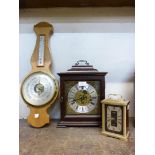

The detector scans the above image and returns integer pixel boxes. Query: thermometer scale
[37,35,45,66]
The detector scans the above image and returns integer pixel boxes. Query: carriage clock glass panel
[21,72,57,106]
[105,105,123,134]
[65,81,100,115]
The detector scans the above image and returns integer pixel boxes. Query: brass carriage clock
[101,94,130,141]
[58,60,107,127]
[21,22,59,128]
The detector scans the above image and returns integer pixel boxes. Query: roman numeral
[70,101,75,105]
[69,94,74,98]
[92,96,97,99]
[91,102,95,105]
[107,122,111,128]
[117,121,121,125]
[90,91,94,94]
[82,107,84,111]
[107,106,111,111]
[86,86,90,91]
[107,118,112,121]
[76,105,78,110]
[70,91,75,94]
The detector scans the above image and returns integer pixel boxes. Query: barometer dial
[21,72,58,106]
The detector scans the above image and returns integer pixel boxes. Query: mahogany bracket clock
[101,94,130,141]
[57,60,107,127]
[21,22,59,128]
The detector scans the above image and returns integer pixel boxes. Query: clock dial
[67,81,98,114]
[21,72,57,106]
[106,105,123,134]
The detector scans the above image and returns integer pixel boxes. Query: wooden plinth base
[57,121,101,128]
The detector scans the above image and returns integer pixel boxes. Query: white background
[1,1,155,155]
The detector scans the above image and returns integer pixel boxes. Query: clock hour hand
[72,96,84,103]
[73,98,81,102]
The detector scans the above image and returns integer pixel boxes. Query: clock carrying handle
[75,60,90,66]
[108,94,123,99]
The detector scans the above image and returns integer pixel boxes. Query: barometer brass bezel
[21,71,59,107]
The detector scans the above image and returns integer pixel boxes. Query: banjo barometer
[21,22,59,128]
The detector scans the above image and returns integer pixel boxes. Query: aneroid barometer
[21,22,59,128]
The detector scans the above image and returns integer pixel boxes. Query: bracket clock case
[21,22,59,128]
[58,60,107,127]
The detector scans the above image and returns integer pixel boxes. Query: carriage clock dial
[106,105,123,133]
[21,22,59,128]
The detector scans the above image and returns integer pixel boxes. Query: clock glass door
[64,81,100,115]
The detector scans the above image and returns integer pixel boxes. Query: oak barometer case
[21,22,59,128]
[58,60,107,127]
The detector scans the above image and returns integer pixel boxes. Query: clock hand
[73,98,81,102]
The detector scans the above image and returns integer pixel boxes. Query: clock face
[105,105,123,134]
[21,72,58,106]
[65,81,100,115]
[68,82,98,113]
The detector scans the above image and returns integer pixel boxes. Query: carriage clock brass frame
[21,22,59,128]
[101,95,130,141]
